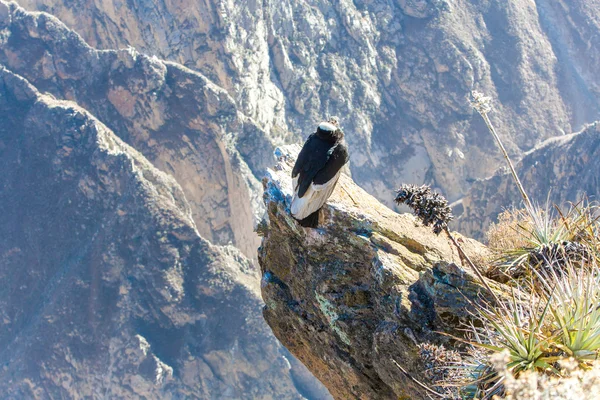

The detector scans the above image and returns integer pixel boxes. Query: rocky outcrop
[14,0,600,206]
[0,67,329,398]
[258,146,499,399]
[457,122,600,240]
[1,0,271,258]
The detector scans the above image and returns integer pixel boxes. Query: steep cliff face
[258,146,499,399]
[457,122,600,240]
[14,0,600,205]
[0,67,329,398]
[1,0,273,258]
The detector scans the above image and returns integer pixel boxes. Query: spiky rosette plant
[536,261,600,365]
[472,92,599,277]
[460,288,560,399]
[489,201,598,280]
[459,260,600,399]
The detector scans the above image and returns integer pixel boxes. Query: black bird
[291,118,349,227]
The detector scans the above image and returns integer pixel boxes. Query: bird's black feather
[313,144,348,185]
[292,133,343,198]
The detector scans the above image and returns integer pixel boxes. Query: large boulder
[258,146,499,399]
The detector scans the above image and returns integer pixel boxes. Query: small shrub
[487,208,532,252]
[418,342,465,398]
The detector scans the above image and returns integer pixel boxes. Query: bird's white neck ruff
[318,122,337,132]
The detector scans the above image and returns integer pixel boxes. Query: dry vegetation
[487,208,532,252]
[396,93,600,399]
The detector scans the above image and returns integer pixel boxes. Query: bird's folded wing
[292,133,316,180]
[311,172,339,192]
[312,143,349,187]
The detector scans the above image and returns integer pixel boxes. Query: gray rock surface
[258,146,501,399]
[457,122,600,241]
[0,66,329,398]
[14,0,600,206]
[1,0,272,259]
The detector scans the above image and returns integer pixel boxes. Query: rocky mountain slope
[3,0,600,397]
[2,0,271,259]
[0,56,329,399]
[457,121,600,240]
[258,146,499,399]
[14,0,600,205]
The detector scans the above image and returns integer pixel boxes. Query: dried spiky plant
[416,342,467,399]
[395,184,502,304]
[470,91,533,211]
[395,184,453,234]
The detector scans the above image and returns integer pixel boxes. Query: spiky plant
[395,184,502,304]
[417,342,465,398]
[459,287,561,399]
[536,261,600,366]
[472,92,598,277]
[459,259,600,398]
[395,184,453,234]
[493,201,596,279]
[559,199,600,255]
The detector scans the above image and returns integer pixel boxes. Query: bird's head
[316,117,343,142]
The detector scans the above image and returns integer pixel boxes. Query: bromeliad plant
[537,261,600,365]
[471,92,598,278]
[492,201,595,279]
[462,287,559,399]
[462,259,600,399]
[485,199,599,282]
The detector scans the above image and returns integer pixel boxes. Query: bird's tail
[297,209,320,228]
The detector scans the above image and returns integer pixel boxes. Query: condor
[291,119,349,227]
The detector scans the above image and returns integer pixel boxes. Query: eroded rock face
[0,1,270,259]
[0,67,329,399]
[258,146,498,399]
[14,0,600,207]
[457,122,600,240]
